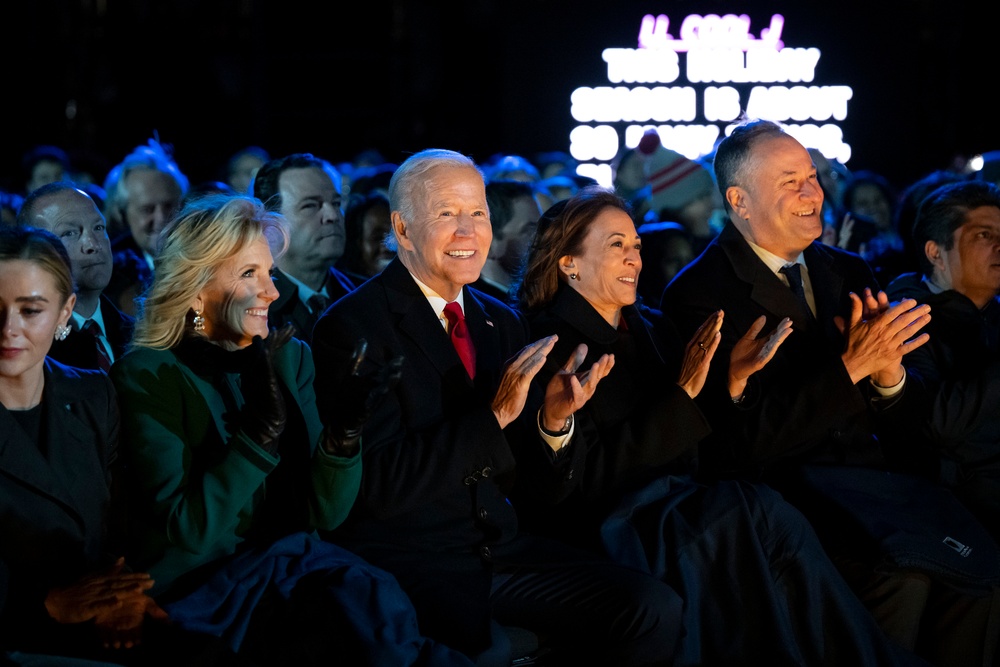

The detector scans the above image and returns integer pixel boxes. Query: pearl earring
[569,273,578,280]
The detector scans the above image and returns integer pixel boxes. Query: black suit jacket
[0,359,118,646]
[660,223,1000,586]
[268,266,356,343]
[312,258,579,653]
[515,287,711,551]
[48,295,134,372]
[661,222,898,479]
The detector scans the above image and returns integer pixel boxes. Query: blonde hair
[131,194,288,350]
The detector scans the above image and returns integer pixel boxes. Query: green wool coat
[111,337,360,595]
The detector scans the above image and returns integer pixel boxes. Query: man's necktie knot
[308,293,331,316]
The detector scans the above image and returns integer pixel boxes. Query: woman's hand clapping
[728,315,793,400]
[677,310,723,399]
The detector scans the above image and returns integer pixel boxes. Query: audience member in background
[885,180,1000,542]
[345,162,396,200]
[110,194,472,667]
[477,178,542,302]
[892,169,967,280]
[842,170,898,235]
[662,118,1000,667]
[533,150,577,180]
[513,186,927,666]
[635,130,723,255]
[102,138,189,317]
[635,220,695,311]
[223,146,270,195]
[839,169,904,279]
[482,154,541,184]
[543,174,597,208]
[337,190,394,286]
[809,147,849,239]
[16,183,133,372]
[351,148,390,171]
[0,226,232,666]
[0,190,23,227]
[612,145,652,223]
[252,153,356,343]
[21,144,71,196]
[312,148,684,666]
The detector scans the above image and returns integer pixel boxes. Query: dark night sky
[2,0,997,195]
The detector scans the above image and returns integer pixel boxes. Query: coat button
[464,476,475,486]
[480,546,492,561]
[481,467,492,478]
[478,507,489,520]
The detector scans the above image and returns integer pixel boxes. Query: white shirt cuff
[870,367,906,398]
[537,407,574,451]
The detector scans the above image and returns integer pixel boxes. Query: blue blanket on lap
[164,532,474,667]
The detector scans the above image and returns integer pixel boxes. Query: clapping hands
[728,315,793,400]
[676,310,723,398]
[541,343,614,436]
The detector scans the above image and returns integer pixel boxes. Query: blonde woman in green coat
[111,195,472,667]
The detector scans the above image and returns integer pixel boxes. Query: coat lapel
[382,259,466,381]
[0,364,97,531]
[719,224,816,331]
[803,243,848,342]
[463,287,502,389]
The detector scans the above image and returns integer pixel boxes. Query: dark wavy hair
[515,185,630,314]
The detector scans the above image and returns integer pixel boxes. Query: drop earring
[193,310,206,332]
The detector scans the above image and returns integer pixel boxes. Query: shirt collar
[746,240,807,276]
[409,273,466,328]
[281,269,327,307]
[71,304,107,334]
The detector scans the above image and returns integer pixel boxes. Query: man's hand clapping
[836,288,931,386]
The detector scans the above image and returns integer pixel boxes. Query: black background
[2,0,997,194]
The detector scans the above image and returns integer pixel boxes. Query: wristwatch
[539,410,573,436]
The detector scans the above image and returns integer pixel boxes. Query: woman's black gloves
[240,325,295,455]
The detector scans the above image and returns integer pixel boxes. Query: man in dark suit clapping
[662,118,1000,667]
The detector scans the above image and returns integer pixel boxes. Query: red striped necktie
[82,319,113,373]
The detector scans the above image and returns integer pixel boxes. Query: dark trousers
[490,560,682,667]
[836,555,1000,667]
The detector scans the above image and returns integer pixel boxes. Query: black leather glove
[240,325,294,455]
[322,338,404,456]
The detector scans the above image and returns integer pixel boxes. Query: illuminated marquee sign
[570,13,854,187]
